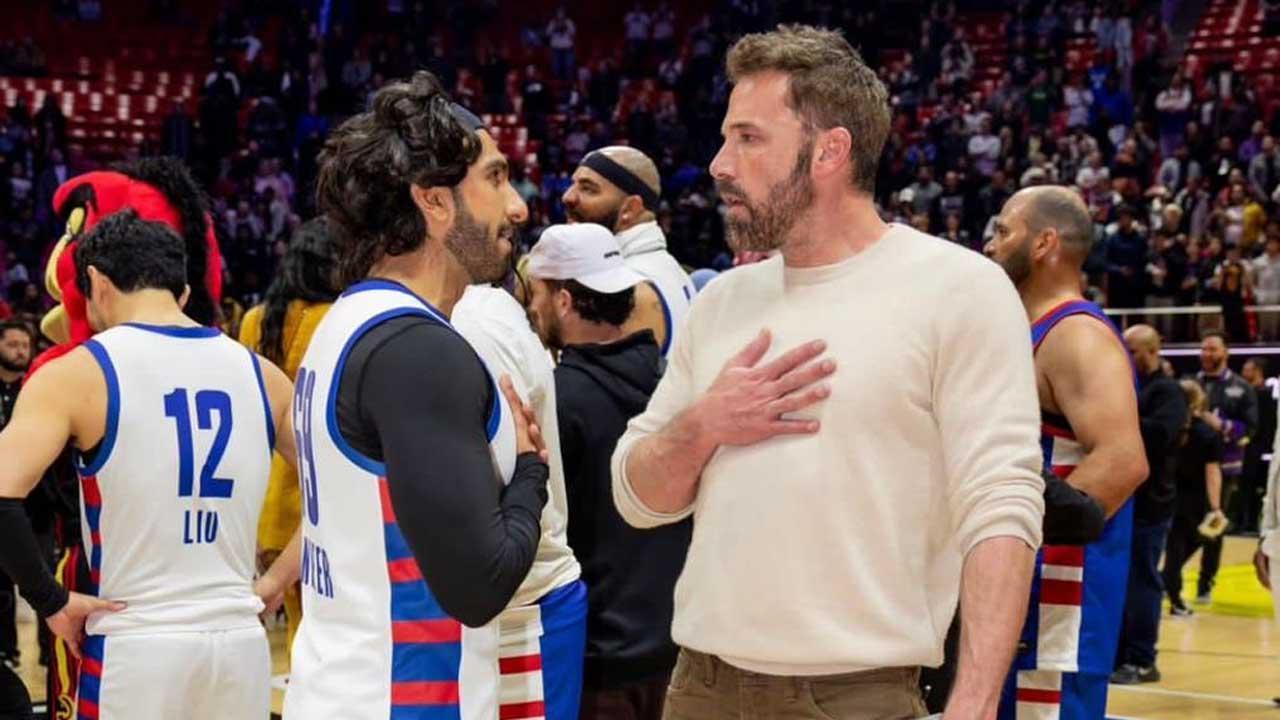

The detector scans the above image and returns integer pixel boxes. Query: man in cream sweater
[610,25,1046,719]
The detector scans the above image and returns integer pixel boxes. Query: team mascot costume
[27,157,223,720]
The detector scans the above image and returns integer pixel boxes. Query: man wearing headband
[563,146,696,357]
[267,73,551,720]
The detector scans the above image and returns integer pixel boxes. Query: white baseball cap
[526,223,646,294]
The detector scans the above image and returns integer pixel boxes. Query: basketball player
[984,186,1148,719]
[273,72,550,720]
[563,147,696,355]
[0,210,296,719]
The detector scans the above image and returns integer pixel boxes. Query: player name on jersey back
[76,324,273,635]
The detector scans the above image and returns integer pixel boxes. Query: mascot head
[29,157,223,378]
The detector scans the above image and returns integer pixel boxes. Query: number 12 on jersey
[164,388,235,545]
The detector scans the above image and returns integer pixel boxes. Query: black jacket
[1133,371,1189,523]
[555,331,690,687]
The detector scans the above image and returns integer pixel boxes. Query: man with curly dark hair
[0,210,298,720]
[256,71,553,720]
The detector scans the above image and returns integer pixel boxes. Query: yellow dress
[238,299,332,654]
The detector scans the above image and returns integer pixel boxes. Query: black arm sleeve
[1140,380,1189,461]
[1042,471,1107,545]
[0,498,67,617]
[338,317,548,627]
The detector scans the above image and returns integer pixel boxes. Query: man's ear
[813,127,853,180]
[1032,228,1058,261]
[554,286,574,318]
[619,195,645,227]
[178,284,191,310]
[86,266,107,303]
[410,184,456,237]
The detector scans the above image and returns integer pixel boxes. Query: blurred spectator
[1064,74,1094,130]
[1158,145,1202,194]
[162,101,195,162]
[1157,75,1193,157]
[1105,205,1149,308]
[7,164,30,210]
[968,118,1001,178]
[33,96,66,160]
[940,211,973,250]
[652,2,676,59]
[547,7,577,83]
[1177,174,1214,241]
[1250,136,1279,201]
[1253,226,1280,340]
[1147,210,1188,338]
[931,170,968,230]
[1026,69,1057,128]
[623,3,651,70]
[1240,357,1276,533]
[908,166,943,216]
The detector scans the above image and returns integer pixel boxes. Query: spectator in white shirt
[624,3,652,67]
[547,7,577,82]
[1077,151,1111,203]
[1156,76,1193,156]
[1064,75,1094,130]
[968,117,1002,178]
[1252,228,1280,339]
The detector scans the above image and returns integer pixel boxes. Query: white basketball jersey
[76,323,273,636]
[453,285,581,609]
[616,222,695,356]
[284,280,517,720]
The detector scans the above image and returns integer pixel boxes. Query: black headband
[581,151,660,212]
[450,103,485,132]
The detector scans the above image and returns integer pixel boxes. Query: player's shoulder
[453,285,532,339]
[1038,312,1128,371]
[25,344,106,402]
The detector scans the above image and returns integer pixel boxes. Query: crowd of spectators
[2,0,1280,343]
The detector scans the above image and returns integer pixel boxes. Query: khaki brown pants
[662,649,928,720]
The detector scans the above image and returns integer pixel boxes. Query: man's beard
[716,144,814,252]
[447,195,512,285]
[566,203,621,231]
[0,354,28,373]
[540,307,565,350]
[997,240,1033,287]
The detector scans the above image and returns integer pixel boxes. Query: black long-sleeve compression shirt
[335,315,548,627]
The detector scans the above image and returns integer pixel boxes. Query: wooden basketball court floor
[13,537,1280,719]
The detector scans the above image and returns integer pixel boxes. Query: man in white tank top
[563,146,697,356]
[256,78,552,720]
[454,283,588,720]
[0,210,297,720]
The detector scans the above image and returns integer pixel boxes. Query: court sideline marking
[1110,684,1277,706]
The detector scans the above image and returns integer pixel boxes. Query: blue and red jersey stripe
[379,477,464,720]
[77,634,105,719]
[81,474,103,589]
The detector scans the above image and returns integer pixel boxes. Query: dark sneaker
[1112,664,1161,685]
[1110,665,1139,684]
[1170,603,1194,617]
[1195,592,1212,605]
